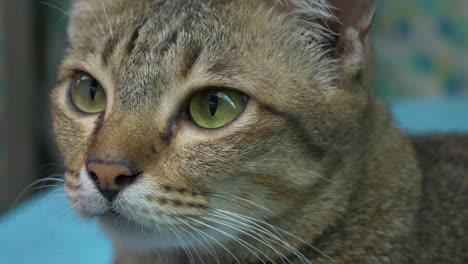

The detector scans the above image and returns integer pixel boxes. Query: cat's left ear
[325,0,375,74]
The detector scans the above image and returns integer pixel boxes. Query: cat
[51,0,468,263]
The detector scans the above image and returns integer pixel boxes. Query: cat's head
[52,0,374,250]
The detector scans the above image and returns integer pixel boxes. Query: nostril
[115,173,141,187]
[89,171,100,185]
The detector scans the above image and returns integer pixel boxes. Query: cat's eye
[70,73,106,114]
[188,89,248,129]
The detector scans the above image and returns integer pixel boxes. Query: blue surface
[0,189,113,264]
[390,98,468,134]
[1,100,467,264]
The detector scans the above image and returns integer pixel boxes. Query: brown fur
[410,135,468,263]
[51,0,468,263]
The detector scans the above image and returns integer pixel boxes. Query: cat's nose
[87,161,141,201]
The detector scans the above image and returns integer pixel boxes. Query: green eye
[70,73,106,114]
[189,89,248,129]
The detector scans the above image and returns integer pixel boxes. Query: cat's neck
[280,100,422,263]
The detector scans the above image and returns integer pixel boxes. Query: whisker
[165,216,196,264]
[209,211,310,264]
[14,177,65,205]
[34,163,66,177]
[202,193,262,216]
[203,192,276,216]
[175,217,221,264]
[177,217,241,264]
[187,216,267,264]
[203,193,289,239]
[202,216,284,264]
[215,209,336,263]
[173,218,206,264]
[44,187,66,197]
[38,1,71,17]
[33,184,64,192]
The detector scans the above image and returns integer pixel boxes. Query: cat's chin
[98,214,182,251]
[99,214,177,251]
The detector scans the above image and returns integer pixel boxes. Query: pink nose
[87,162,140,201]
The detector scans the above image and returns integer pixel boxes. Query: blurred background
[0,0,467,214]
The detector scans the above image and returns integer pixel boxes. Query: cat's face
[52,0,373,250]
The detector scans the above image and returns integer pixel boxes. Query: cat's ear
[279,0,375,75]
[325,0,375,73]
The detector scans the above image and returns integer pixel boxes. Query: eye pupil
[70,73,106,114]
[208,94,218,116]
[189,89,247,129]
[89,81,98,101]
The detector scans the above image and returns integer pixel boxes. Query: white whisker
[165,216,196,264]
[14,177,65,205]
[173,218,206,264]
[177,217,241,264]
[203,216,285,264]
[175,217,221,264]
[38,1,70,17]
[187,216,267,264]
[209,211,310,264]
[215,209,336,263]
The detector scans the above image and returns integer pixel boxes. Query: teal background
[374,0,468,100]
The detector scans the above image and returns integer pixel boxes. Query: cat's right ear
[324,0,375,74]
[278,0,375,77]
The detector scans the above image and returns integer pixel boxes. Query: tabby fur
[51,0,468,263]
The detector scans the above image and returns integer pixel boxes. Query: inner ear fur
[273,0,375,80]
[326,0,375,74]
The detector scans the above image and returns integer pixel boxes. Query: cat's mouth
[97,204,190,231]
[97,206,204,250]
[108,208,123,217]
[98,208,154,233]
[100,207,143,225]
[99,208,129,222]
